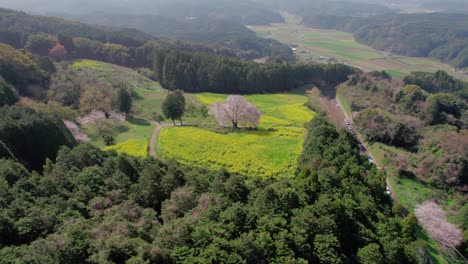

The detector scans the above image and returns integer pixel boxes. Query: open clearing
[250,23,468,81]
[158,91,315,177]
[73,60,166,155]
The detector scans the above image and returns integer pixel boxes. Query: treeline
[404,70,468,99]
[0,116,423,263]
[0,8,151,48]
[154,48,356,93]
[62,13,294,61]
[0,8,292,63]
[299,12,468,68]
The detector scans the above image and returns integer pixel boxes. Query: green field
[249,23,467,81]
[72,60,168,121]
[158,91,315,177]
[72,60,166,155]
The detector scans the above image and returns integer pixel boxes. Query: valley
[250,21,468,81]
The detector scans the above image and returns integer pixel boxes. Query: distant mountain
[59,13,294,61]
[0,0,284,25]
[0,8,152,47]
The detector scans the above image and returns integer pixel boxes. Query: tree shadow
[127,117,151,126]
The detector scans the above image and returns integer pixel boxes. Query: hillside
[0,1,466,261]
[0,0,284,25]
[0,8,152,48]
[0,116,421,263]
[335,70,467,261]
[60,13,294,60]
[297,12,468,68]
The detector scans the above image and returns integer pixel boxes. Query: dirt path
[149,123,171,157]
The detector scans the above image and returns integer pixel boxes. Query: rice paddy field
[157,91,316,177]
[249,23,468,81]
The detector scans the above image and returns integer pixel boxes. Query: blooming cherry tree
[210,95,261,128]
[415,201,463,250]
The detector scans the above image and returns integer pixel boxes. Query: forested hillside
[60,13,294,61]
[0,8,152,47]
[0,116,422,263]
[337,70,467,260]
[0,0,284,25]
[298,12,468,68]
[0,8,294,61]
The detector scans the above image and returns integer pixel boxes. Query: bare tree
[415,201,463,250]
[209,95,261,128]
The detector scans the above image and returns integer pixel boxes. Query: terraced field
[158,91,315,177]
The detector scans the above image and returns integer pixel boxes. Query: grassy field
[72,60,168,121]
[72,60,167,156]
[249,23,468,81]
[158,91,315,177]
[336,92,351,117]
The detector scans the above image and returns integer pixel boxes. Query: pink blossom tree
[209,95,261,128]
[49,43,68,61]
[415,201,463,250]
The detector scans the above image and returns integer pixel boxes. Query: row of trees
[0,115,424,263]
[154,47,356,94]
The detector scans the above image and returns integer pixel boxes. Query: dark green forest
[0,116,423,263]
[153,47,356,93]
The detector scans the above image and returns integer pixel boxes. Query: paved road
[334,94,396,199]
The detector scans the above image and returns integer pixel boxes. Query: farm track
[149,122,171,157]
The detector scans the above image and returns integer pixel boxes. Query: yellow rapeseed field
[158,91,315,177]
[104,138,148,157]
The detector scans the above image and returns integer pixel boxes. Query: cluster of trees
[416,130,468,188]
[354,109,419,147]
[404,71,468,99]
[154,47,356,94]
[0,115,425,263]
[63,13,294,61]
[0,106,76,171]
[340,71,467,191]
[0,43,50,95]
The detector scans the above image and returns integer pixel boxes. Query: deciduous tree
[49,43,67,61]
[209,95,261,128]
[162,90,185,125]
[415,201,463,250]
